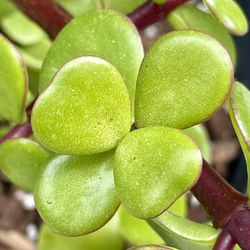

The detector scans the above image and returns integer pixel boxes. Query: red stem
[191,161,247,228]
[12,0,72,39]
[213,229,236,250]
[127,0,190,30]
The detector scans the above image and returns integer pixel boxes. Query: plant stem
[213,229,236,250]
[191,161,247,228]
[12,0,72,39]
[127,0,190,29]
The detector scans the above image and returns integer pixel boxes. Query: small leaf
[149,211,219,250]
[167,5,236,65]
[184,124,212,163]
[228,82,250,195]
[32,56,131,155]
[39,10,144,110]
[135,30,233,129]
[0,138,51,192]
[34,150,120,236]
[38,214,124,250]
[114,127,202,218]
[0,34,28,123]
[1,11,47,46]
[128,245,177,250]
[119,206,165,245]
[203,0,248,36]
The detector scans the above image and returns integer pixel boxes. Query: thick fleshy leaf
[56,0,98,16]
[0,34,27,123]
[0,138,50,192]
[32,56,131,155]
[34,151,120,236]
[228,82,250,194]
[128,245,177,250]
[38,214,124,250]
[167,5,236,65]
[19,39,51,71]
[149,211,219,250]
[203,0,248,36]
[114,127,202,218]
[1,11,47,46]
[184,124,212,163]
[135,30,233,129]
[39,10,144,110]
[119,206,165,245]
[104,0,147,14]
[0,0,15,20]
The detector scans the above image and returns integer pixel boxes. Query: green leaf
[104,0,147,13]
[228,82,250,195]
[149,211,219,250]
[203,0,248,36]
[168,195,187,218]
[0,34,28,123]
[167,5,236,65]
[184,124,212,164]
[39,10,144,111]
[19,39,51,71]
[119,206,165,245]
[114,127,202,218]
[128,245,177,250]
[135,30,233,129]
[0,138,50,192]
[34,150,120,236]
[38,214,124,250]
[56,0,98,16]
[32,56,131,155]
[1,11,47,46]
[0,0,15,20]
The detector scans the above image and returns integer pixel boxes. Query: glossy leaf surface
[1,11,47,46]
[114,127,202,218]
[38,214,124,250]
[0,34,27,123]
[0,138,50,192]
[167,5,236,65]
[184,124,212,163]
[39,10,144,108]
[105,0,147,13]
[228,82,250,195]
[203,0,248,36]
[34,151,120,236]
[32,56,131,155]
[135,30,233,129]
[149,211,219,250]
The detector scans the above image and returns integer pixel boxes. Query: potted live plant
[0,0,249,249]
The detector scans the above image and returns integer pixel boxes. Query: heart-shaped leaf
[202,0,248,36]
[39,10,144,110]
[34,150,120,236]
[167,5,236,65]
[0,138,51,192]
[0,34,28,123]
[184,124,212,164]
[128,245,177,250]
[38,214,124,250]
[149,211,218,250]
[228,82,250,195]
[32,56,131,155]
[114,127,202,218]
[135,30,233,129]
[1,11,47,46]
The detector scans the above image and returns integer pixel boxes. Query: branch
[12,0,72,39]
[213,229,236,250]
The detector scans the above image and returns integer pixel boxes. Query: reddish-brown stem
[127,0,190,30]
[191,161,247,228]
[12,0,72,39]
[213,229,236,250]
